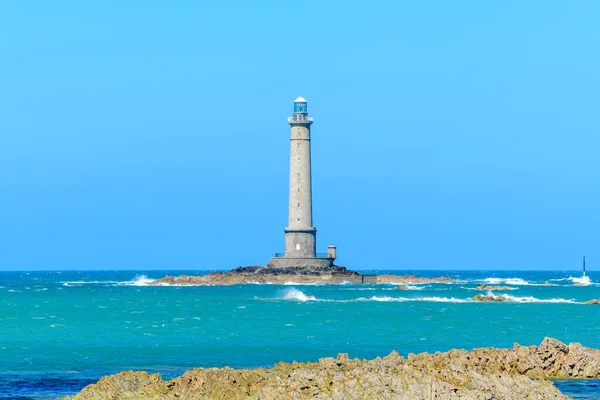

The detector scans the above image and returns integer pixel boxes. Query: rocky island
[149,266,455,286]
[67,337,600,399]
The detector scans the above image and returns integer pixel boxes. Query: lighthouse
[268,97,336,268]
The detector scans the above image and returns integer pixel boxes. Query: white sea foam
[118,275,155,286]
[281,288,317,302]
[569,276,592,286]
[484,292,579,304]
[283,282,323,286]
[395,285,424,291]
[357,296,468,303]
[483,278,530,286]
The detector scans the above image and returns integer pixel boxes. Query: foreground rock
[151,270,454,286]
[585,299,600,305]
[472,294,509,302]
[475,284,512,290]
[67,338,600,400]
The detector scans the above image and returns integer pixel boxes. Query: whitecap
[483,277,530,286]
[396,285,424,291]
[569,276,592,286]
[483,278,503,285]
[281,288,317,302]
[358,296,468,303]
[118,275,155,286]
[482,292,579,304]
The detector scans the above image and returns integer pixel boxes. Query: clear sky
[0,1,598,271]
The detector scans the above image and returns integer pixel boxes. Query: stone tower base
[267,257,334,269]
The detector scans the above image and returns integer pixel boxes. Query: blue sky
[0,1,598,270]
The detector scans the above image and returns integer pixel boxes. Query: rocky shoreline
[149,266,455,286]
[67,337,600,399]
[150,272,454,286]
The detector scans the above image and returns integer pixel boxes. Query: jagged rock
[230,265,355,276]
[475,284,512,290]
[472,294,509,302]
[67,338,600,399]
[395,285,409,290]
[585,299,600,305]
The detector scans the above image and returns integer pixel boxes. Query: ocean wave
[61,280,120,286]
[395,285,425,291]
[484,292,579,304]
[283,282,323,286]
[483,278,530,286]
[117,275,155,286]
[281,288,317,302]
[569,276,592,286]
[357,296,468,303]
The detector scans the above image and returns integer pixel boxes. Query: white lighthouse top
[294,96,307,103]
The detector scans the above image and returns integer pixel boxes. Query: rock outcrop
[475,284,512,291]
[472,294,509,302]
[585,299,600,305]
[67,338,600,400]
[151,272,453,286]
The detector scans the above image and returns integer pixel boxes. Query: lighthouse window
[297,203,300,208]
[297,173,300,177]
[297,218,300,223]
[297,188,300,192]
[297,143,301,148]
[296,244,301,250]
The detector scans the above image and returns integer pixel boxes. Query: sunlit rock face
[68,338,600,400]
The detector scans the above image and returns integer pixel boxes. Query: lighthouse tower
[285,97,316,257]
[268,97,336,268]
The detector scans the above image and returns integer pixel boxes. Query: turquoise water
[1,270,599,399]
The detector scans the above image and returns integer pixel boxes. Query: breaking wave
[117,275,155,286]
[484,292,579,304]
[61,280,120,286]
[569,276,592,286]
[395,285,425,291]
[357,296,468,303]
[281,288,318,302]
[61,276,155,287]
[484,278,530,286]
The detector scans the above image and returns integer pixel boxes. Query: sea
[1,269,599,399]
